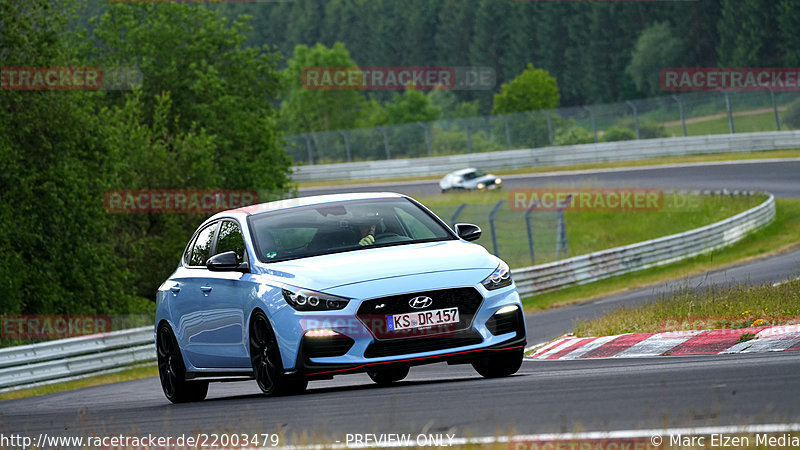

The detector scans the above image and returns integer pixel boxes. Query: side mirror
[455,223,482,242]
[207,251,250,273]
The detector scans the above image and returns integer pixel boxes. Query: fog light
[305,329,340,338]
[496,304,519,315]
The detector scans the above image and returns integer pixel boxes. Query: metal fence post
[500,114,512,149]
[524,200,539,265]
[338,130,352,162]
[771,89,781,131]
[417,122,433,156]
[543,111,555,146]
[462,120,473,153]
[488,200,505,256]
[584,106,598,143]
[724,92,735,134]
[377,126,391,159]
[626,101,640,139]
[555,194,572,259]
[672,95,687,137]
[302,133,314,165]
[450,203,468,228]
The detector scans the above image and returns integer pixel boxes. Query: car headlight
[481,261,512,290]
[495,178,502,185]
[477,182,486,190]
[282,287,349,311]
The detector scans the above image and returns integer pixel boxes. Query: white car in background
[439,168,503,193]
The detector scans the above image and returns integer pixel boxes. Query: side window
[189,223,218,267]
[215,221,247,263]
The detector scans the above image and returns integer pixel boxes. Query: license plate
[386,307,459,331]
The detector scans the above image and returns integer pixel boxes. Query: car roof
[450,168,479,176]
[209,192,407,221]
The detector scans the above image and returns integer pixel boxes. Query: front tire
[367,366,409,386]
[472,349,523,378]
[157,324,208,403]
[249,311,307,396]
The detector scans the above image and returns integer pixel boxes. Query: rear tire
[472,349,523,378]
[367,367,409,386]
[157,324,208,403]
[249,311,307,396]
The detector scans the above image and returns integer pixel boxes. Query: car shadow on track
[197,373,529,404]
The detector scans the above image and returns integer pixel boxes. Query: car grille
[356,287,484,340]
[364,329,483,358]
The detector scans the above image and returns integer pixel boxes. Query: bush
[555,125,595,145]
[616,119,668,139]
[781,99,800,130]
[431,125,498,155]
[600,127,637,142]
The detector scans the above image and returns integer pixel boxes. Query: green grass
[0,364,158,401]
[523,198,800,313]
[572,279,800,337]
[295,148,800,188]
[417,190,766,270]
[664,111,781,137]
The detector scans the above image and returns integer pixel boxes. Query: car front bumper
[274,283,526,379]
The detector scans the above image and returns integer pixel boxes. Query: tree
[0,0,143,315]
[778,0,800,66]
[470,0,512,113]
[92,3,290,191]
[280,42,369,133]
[428,90,480,120]
[435,0,477,66]
[626,23,687,97]
[492,64,560,115]
[98,90,220,301]
[381,90,442,125]
[717,0,781,67]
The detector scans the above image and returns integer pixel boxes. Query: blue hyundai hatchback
[155,193,525,402]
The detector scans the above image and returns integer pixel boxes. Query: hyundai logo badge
[408,296,433,309]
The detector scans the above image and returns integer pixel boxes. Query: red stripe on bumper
[304,345,525,377]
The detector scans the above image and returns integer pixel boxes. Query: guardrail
[292,131,800,182]
[512,192,776,296]
[0,192,776,391]
[0,326,154,392]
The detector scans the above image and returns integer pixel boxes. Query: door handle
[200,286,213,296]
[170,285,181,296]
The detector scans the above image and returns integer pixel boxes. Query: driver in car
[354,211,380,246]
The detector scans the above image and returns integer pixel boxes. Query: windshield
[248,198,454,262]
[462,170,487,180]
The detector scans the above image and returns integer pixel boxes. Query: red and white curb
[526,325,800,360]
